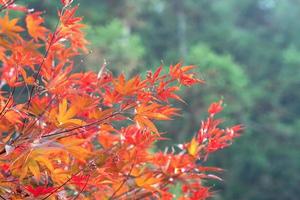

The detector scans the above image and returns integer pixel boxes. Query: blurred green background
[29,0,300,199]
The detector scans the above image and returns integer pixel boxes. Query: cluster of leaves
[0,1,242,199]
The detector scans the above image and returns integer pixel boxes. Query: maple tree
[0,1,243,199]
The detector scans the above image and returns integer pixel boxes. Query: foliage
[132,1,300,199]
[86,19,145,74]
[0,1,242,199]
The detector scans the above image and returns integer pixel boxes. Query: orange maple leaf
[169,63,204,86]
[134,103,178,132]
[0,13,24,39]
[135,171,163,191]
[26,11,48,41]
[113,74,145,96]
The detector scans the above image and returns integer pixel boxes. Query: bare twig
[0,0,15,12]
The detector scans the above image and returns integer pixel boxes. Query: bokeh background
[29,0,300,199]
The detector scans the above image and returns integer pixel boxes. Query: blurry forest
[25,0,300,199]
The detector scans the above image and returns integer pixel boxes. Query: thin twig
[0,194,6,200]
[0,86,15,120]
[42,102,137,139]
[41,162,91,200]
[0,0,15,12]
[42,111,120,139]
[24,10,62,111]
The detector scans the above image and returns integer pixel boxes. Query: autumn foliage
[0,1,243,199]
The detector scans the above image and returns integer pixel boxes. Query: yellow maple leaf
[54,98,85,128]
[187,137,201,158]
[59,137,92,163]
[10,147,60,181]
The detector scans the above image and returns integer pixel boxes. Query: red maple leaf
[25,185,56,197]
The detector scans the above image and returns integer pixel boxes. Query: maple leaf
[29,96,49,116]
[102,89,122,107]
[10,147,59,181]
[169,63,204,86]
[134,104,159,133]
[180,184,211,200]
[51,168,70,185]
[25,185,56,197]
[71,174,90,188]
[58,137,92,163]
[121,125,159,148]
[88,108,114,121]
[97,125,118,149]
[0,13,24,39]
[187,137,201,158]
[113,74,145,96]
[156,81,183,102]
[59,6,89,53]
[196,106,243,159]
[208,100,223,116]
[135,171,163,191]
[42,64,72,94]
[147,66,164,84]
[134,103,178,132]
[51,98,85,128]
[26,11,48,41]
